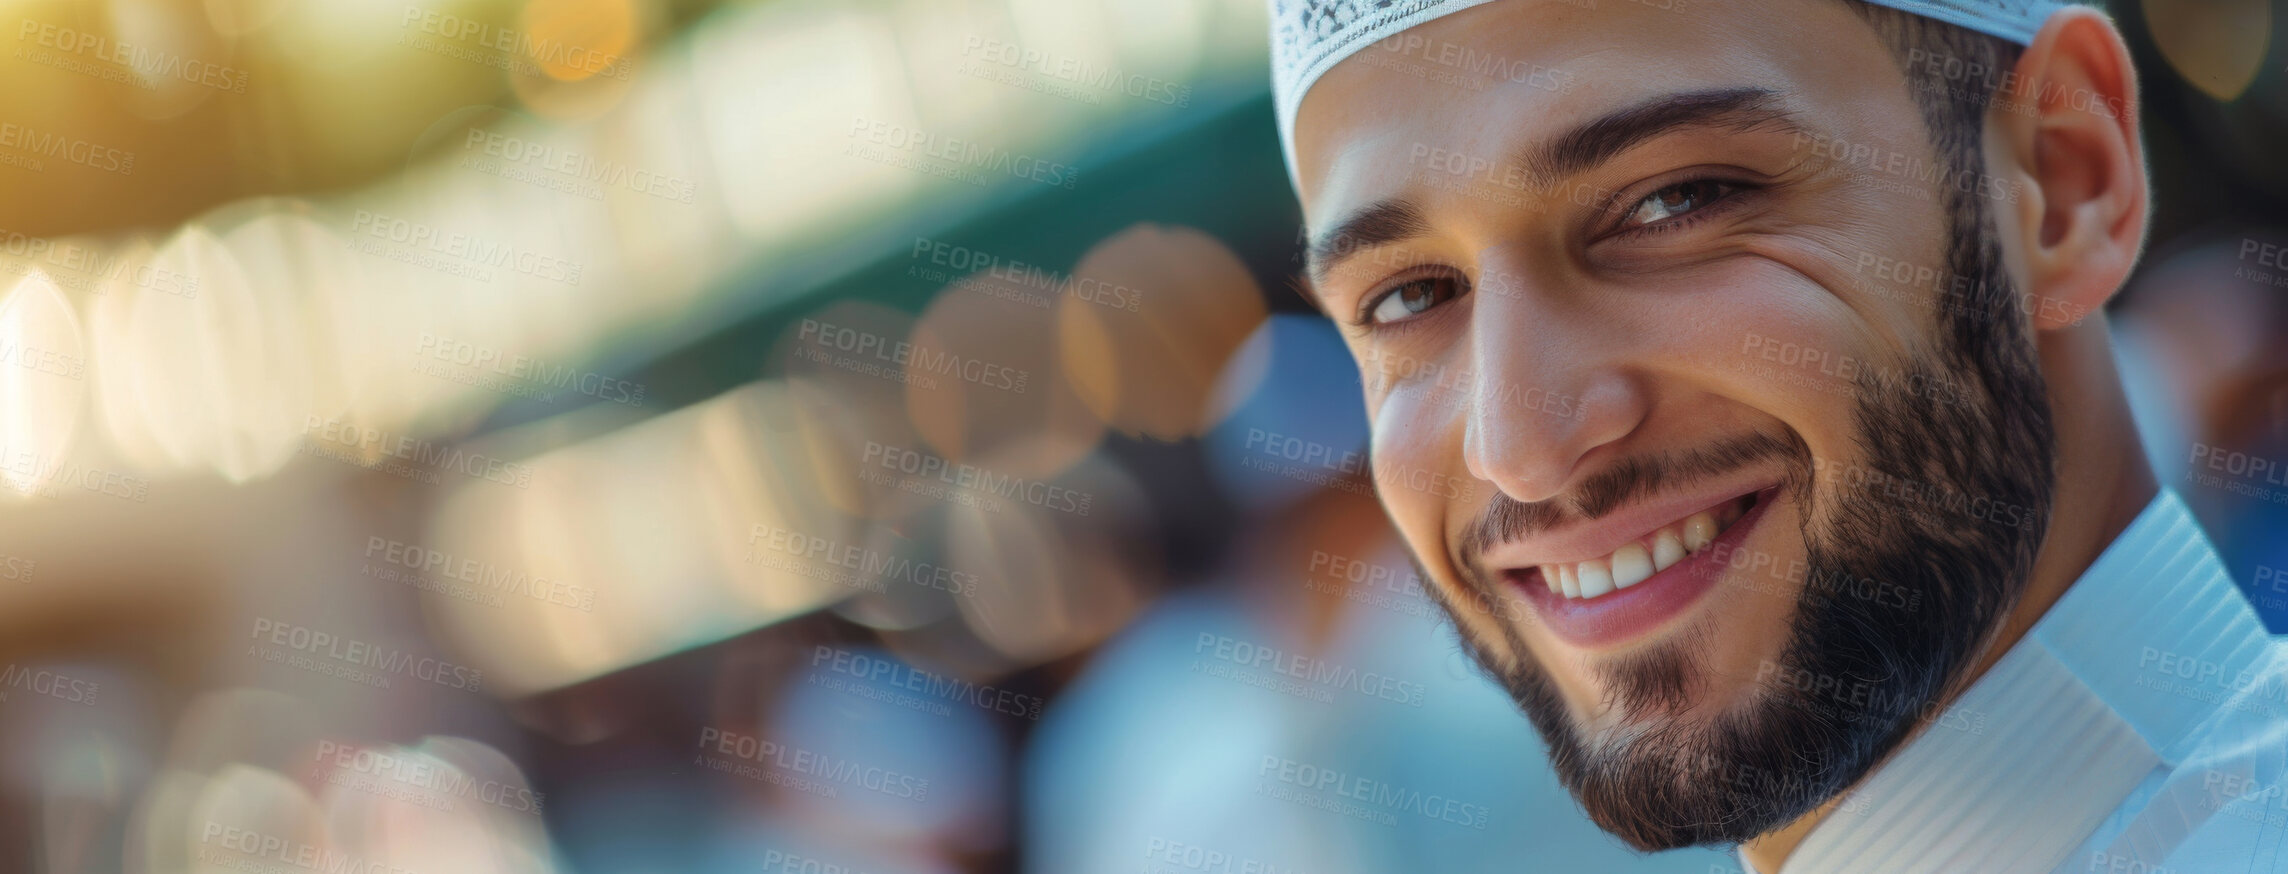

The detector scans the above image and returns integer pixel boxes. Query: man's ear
[1988,7,2149,332]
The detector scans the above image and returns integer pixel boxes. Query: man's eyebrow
[1304,198,1429,291]
[1302,86,1796,287]
[1524,86,1794,184]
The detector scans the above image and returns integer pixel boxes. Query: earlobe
[1992,8,2148,332]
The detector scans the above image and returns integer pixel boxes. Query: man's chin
[1584,615,1724,722]
[1559,688,1864,852]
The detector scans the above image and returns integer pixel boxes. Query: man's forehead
[1293,2,1591,215]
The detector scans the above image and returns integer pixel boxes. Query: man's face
[1293,0,2055,849]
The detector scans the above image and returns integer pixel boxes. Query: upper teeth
[1540,499,1746,600]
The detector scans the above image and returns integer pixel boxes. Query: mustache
[1454,431,1802,580]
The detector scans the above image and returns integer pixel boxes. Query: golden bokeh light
[941,446,1152,664]
[2143,0,2272,101]
[518,0,639,83]
[773,299,933,521]
[907,271,1105,479]
[424,382,866,697]
[0,269,88,497]
[1058,223,1267,441]
[202,0,293,38]
[124,223,315,482]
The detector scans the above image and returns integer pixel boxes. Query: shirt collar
[1748,489,2267,873]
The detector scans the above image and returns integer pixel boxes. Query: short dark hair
[1839,1,2040,367]
[1841,1,2029,164]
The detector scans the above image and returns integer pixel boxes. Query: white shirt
[1747,489,2288,874]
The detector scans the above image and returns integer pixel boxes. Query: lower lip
[1505,486,1781,650]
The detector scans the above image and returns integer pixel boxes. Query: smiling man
[1271,1,2288,871]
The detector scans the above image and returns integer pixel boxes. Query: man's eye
[1624,179,1738,228]
[1365,276,1459,325]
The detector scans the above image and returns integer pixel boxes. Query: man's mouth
[1495,485,1781,649]
[1532,493,1755,600]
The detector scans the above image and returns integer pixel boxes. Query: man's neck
[1739,323,2159,874]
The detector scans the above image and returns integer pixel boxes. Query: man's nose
[1458,284,1646,505]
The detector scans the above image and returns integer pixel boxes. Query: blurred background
[0,0,2281,871]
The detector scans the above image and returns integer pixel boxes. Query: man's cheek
[1367,389,1458,511]
[1367,396,1469,545]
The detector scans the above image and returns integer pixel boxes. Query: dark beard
[1433,199,2057,850]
